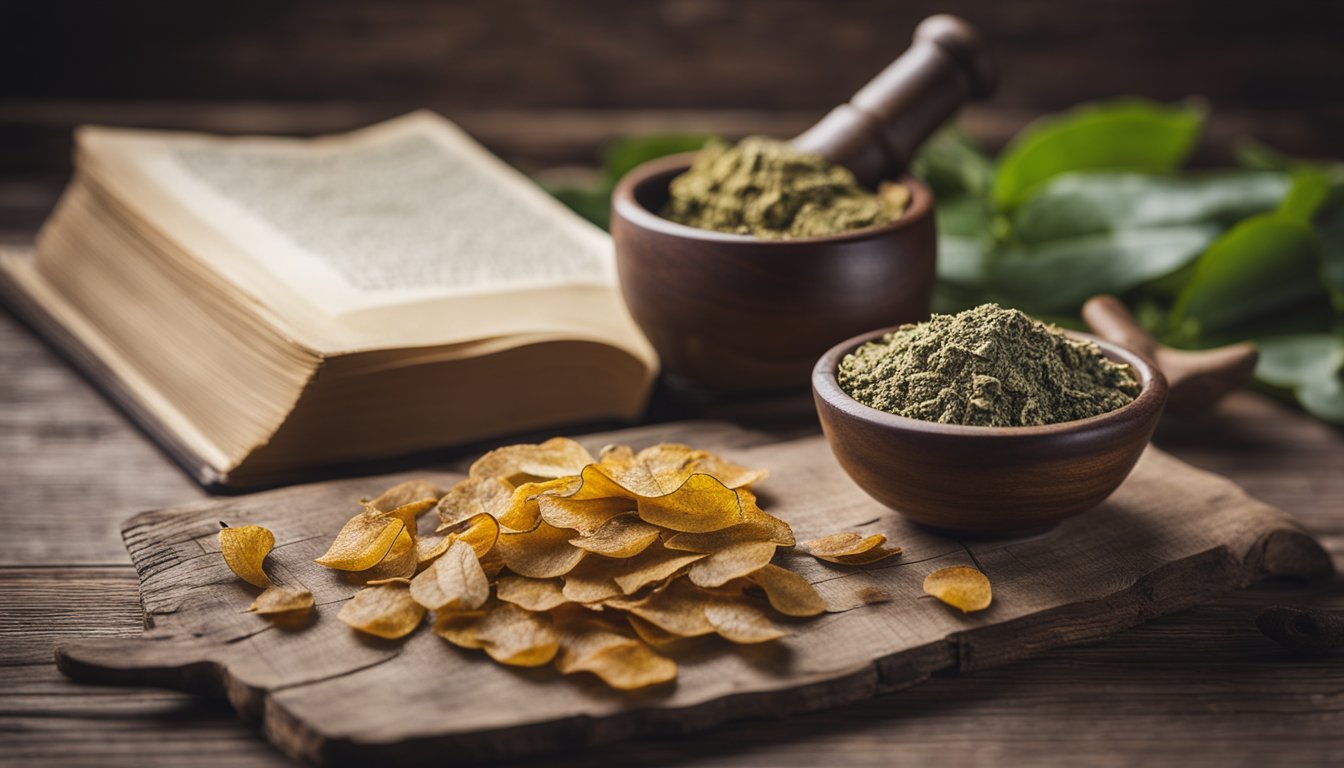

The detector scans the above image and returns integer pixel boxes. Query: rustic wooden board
[55,421,1330,767]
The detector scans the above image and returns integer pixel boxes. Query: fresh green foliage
[544,134,713,229]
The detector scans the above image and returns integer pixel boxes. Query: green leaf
[1255,334,1344,424]
[1278,169,1331,223]
[544,184,612,230]
[602,134,713,185]
[984,225,1220,313]
[1170,213,1327,339]
[992,99,1205,210]
[911,128,994,199]
[1012,171,1289,243]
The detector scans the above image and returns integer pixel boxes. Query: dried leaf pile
[217,438,996,691]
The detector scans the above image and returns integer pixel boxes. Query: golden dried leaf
[555,618,676,690]
[560,558,626,604]
[636,474,752,533]
[435,476,513,529]
[923,566,992,613]
[366,479,444,512]
[610,579,715,637]
[704,599,788,643]
[801,532,901,564]
[687,541,777,588]
[611,546,708,595]
[495,575,570,612]
[496,521,587,578]
[662,517,793,553]
[352,526,418,583]
[375,498,438,531]
[747,564,825,617]
[314,511,406,572]
[409,540,489,611]
[468,437,594,485]
[473,603,560,667]
[337,582,426,639]
[568,514,661,558]
[497,477,577,532]
[432,608,489,648]
[421,512,500,568]
[219,524,274,588]
[633,443,768,489]
[249,585,314,615]
[627,615,684,647]
[365,577,412,586]
[536,494,631,536]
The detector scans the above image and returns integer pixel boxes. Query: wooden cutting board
[56,420,1330,766]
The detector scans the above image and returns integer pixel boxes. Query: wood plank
[53,423,1328,765]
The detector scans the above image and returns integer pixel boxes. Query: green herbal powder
[838,304,1140,427]
[662,136,907,239]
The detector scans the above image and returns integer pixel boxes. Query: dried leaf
[747,564,826,617]
[468,437,594,485]
[555,618,676,690]
[375,498,438,531]
[560,557,627,604]
[473,603,560,667]
[420,512,500,568]
[636,474,753,533]
[409,540,489,611]
[687,541,777,588]
[219,524,274,588]
[249,585,314,615]
[611,546,708,595]
[432,608,489,648]
[610,579,715,637]
[497,477,576,532]
[337,582,426,638]
[435,476,513,529]
[315,511,406,571]
[923,566,992,613]
[495,575,571,612]
[536,494,631,537]
[497,521,586,578]
[352,526,418,583]
[704,599,789,643]
[801,532,901,564]
[366,479,444,512]
[568,514,661,558]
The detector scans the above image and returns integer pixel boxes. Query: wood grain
[52,422,1327,765]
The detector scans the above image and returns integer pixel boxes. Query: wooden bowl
[812,327,1169,536]
[611,152,937,394]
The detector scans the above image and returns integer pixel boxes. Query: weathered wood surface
[3,310,1344,767]
[50,416,1328,765]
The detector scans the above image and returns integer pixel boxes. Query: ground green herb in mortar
[662,136,909,239]
[838,304,1140,427]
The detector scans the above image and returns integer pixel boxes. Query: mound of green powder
[837,304,1140,427]
[661,136,907,239]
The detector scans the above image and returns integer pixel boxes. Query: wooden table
[3,305,1342,767]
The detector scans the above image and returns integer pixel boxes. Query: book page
[77,113,616,316]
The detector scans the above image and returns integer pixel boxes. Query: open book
[0,112,657,489]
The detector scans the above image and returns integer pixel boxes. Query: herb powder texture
[661,136,905,239]
[837,304,1141,427]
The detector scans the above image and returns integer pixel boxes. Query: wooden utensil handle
[1081,295,1159,360]
[792,14,996,187]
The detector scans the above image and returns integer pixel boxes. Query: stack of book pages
[0,112,657,488]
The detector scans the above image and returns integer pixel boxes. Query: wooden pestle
[1082,295,1259,415]
[792,14,997,188]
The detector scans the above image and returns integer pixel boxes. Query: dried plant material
[365,577,412,586]
[612,547,707,595]
[219,524,275,588]
[568,514,661,558]
[426,513,500,565]
[800,532,900,564]
[410,541,489,611]
[536,494,631,537]
[747,565,826,617]
[337,582,426,639]
[627,615,685,647]
[611,580,715,638]
[353,526,418,583]
[432,608,489,648]
[560,558,626,604]
[879,181,911,214]
[496,575,570,612]
[555,619,677,690]
[687,541,777,588]
[249,585,314,615]
[497,478,574,531]
[468,437,594,485]
[366,479,444,513]
[497,521,587,579]
[923,566,992,613]
[704,599,789,643]
[376,498,438,530]
[436,477,513,529]
[636,474,753,533]
[472,603,560,667]
[315,511,406,571]
[620,443,768,491]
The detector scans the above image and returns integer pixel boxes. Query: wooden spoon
[1082,295,1259,415]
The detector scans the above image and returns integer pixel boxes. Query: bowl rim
[611,151,935,246]
[812,324,1169,438]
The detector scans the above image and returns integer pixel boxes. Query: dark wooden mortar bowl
[611,152,937,394]
[812,327,1169,536]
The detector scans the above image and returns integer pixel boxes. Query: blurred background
[2,0,1342,244]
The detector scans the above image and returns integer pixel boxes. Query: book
[0,112,658,489]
